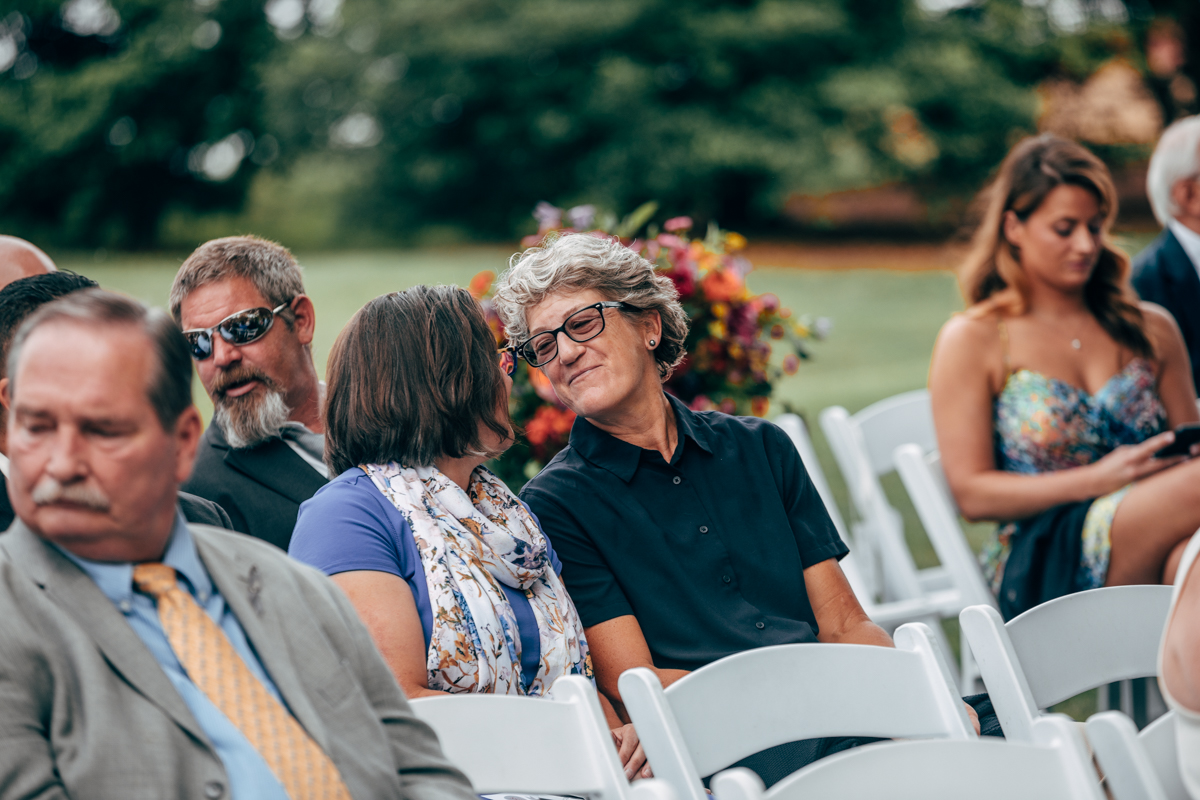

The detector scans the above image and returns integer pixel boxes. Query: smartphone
[1154,423,1200,459]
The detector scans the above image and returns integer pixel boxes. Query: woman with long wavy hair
[929,133,1200,620]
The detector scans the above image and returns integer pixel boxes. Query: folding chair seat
[410,675,675,800]
[618,622,973,800]
[958,585,1172,742]
[710,714,1104,800]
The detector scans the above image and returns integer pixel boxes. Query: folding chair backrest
[960,586,1173,742]
[410,676,648,800]
[710,714,1104,800]
[820,395,932,602]
[1087,710,1187,800]
[619,623,973,800]
[773,414,849,539]
[893,445,995,610]
[773,414,875,603]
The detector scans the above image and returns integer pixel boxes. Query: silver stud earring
[649,339,656,347]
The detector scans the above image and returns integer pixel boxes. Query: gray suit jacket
[0,520,475,800]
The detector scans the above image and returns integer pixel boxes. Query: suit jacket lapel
[206,422,327,506]
[0,523,211,746]
[193,526,333,754]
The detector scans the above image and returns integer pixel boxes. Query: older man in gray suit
[0,289,475,800]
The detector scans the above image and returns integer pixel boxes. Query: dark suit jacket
[0,521,475,800]
[182,423,328,551]
[1132,228,1200,393]
[0,471,234,533]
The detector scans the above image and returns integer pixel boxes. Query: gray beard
[213,389,291,449]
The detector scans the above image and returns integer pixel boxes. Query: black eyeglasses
[182,302,291,362]
[517,301,638,368]
[498,348,517,376]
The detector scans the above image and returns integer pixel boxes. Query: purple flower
[567,204,596,229]
[533,201,562,230]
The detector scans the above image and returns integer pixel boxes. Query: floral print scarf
[360,462,592,696]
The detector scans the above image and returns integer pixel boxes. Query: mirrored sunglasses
[498,348,517,376]
[182,302,291,361]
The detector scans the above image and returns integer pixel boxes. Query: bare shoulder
[1140,301,1184,337]
[1139,301,1187,355]
[933,309,1003,361]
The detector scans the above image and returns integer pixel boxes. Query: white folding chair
[710,714,1104,800]
[818,390,942,604]
[410,675,675,800]
[892,444,998,692]
[958,585,1173,743]
[1088,710,1187,800]
[618,622,973,800]
[774,414,957,644]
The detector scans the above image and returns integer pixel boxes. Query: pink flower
[663,217,693,233]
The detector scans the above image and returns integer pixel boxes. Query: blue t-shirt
[289,468,561,690]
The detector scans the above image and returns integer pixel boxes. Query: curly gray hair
[492,233,690,380]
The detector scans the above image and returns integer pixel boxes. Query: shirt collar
[0,451,9,479]
[569,393,714,483]
[55,510,214,608]
[1168,219,1200,274]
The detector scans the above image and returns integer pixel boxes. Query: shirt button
[118,599,132,613]
[722,575,731,584]
[699,525,709,534]
[673,476,682,485]
[756,621,766,630]
[204,781,225,799]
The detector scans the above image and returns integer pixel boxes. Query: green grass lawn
[64,234,1158,720]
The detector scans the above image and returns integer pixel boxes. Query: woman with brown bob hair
[930,133,1200,620]
[289,285,650,778]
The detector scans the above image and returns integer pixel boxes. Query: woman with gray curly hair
[493,233,964,787]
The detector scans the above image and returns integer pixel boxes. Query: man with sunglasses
[170,236,328,550]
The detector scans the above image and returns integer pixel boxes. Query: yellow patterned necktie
[132,563,352,800]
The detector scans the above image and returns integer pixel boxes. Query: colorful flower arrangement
[472,201,829,487]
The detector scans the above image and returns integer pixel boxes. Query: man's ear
[1172,176,1200,218]
[173,406,204,486]
[0,377,9,412]
[290,295,317,348]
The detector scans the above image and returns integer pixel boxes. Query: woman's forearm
[952,465,1102,522]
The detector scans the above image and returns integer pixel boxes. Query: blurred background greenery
[3,0,1197,250]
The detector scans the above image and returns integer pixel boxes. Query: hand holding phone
[1154,423,1200,459]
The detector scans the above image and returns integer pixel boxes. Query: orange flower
[525,405,576,446]
[702,268,745,303]
[468,271,495,300]
[750,396,769,417]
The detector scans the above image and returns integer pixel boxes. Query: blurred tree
[0,0,1180,247]
[262,0,1146,240]
[0,0,278,247]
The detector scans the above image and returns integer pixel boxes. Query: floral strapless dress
[981,358,1166,618]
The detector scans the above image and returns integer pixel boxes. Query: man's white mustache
[30,476,111,511]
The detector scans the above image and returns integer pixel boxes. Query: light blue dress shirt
[58,512,290,800]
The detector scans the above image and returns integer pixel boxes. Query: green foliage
[0,0,277,247]
[262,0,1147,240]
[0,0,1181,247]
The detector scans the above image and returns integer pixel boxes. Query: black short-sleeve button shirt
[520,394,848,672]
